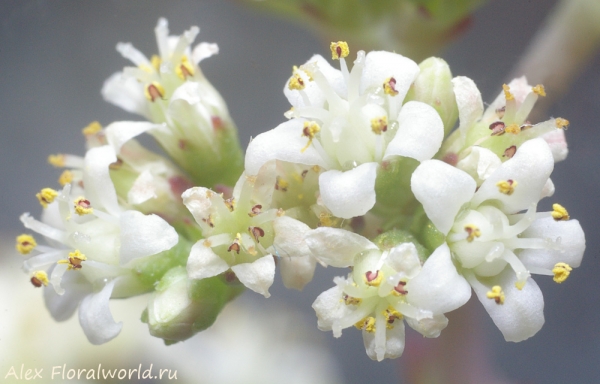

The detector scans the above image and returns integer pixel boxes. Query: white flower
[411,138,585,341]
[443,76,570,174]
[245,44,444,219]
[311,235,470,361]
[18,145,178,344]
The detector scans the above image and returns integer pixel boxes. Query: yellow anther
[144,82,165,102]
[354,317,376,333]
[330,41,349,60]
[276,208,286,217]
[464,225,481,242]
[203,239,212,247]
[343,295,362,306]
[288,73,305,91]
[551,203,570,221]
[224,197,236,212]
[175,56,195,80]
[532,84,546,97]
[58,250,87,270]
[291,172,304,184]
[275,176,289,192]
[486,285,505,305]
[364,270,384,287]
[383,77,399,96]
[74,197,93,215]
[48,154,65,168]
[555,117,570,129]
[81,121,102,136]
[30,271,49,288]
[515,280,526,290]
[312,165,321,173]
[36,188,58,208]
[505,123,520,135]
[503,84,514,101]
[371,116,388,135]
[16,234,37,255]
[301,121,321,152]
[552,262,572,283]
[383,306,403,328]
[151,55,162,71]
[318,212,337,227]
[496,179,517,195]
[58,170,74,186]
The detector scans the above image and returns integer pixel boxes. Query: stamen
[505,123,520,135]
[151,55,161,71]
[228,233,242,254]
[58,170,74,186]
[495,106,506,119]
[364,270,384,287]
[36,188,58,208]
[275,176,289,192]
[503,145,517,159]
[489,121,506,136]
[202,214,215,228]
[555,118,570,129]
[57,250,87,270]
[383,306,403,328]
[392,280,408,296]
[48,154,65,168]
[496,179,517,195]
[300,121,321,153]
[354,317,376,333]
[383,77,399,96]
[81,121,102,136]
[486,285,505,304]
[248,204,262,217]
[224,197,236,212]
[551,203,569,221]
[73,197,93,216]
[288,72,305,91]
[144,82,165,102]
[16,234,37,255]
[175,56,195,80]
[248,226,265,243]
[552,262,572,283]
[30,271,49,288]
[330,41,350,60]
[343,294,362,306]
[371,116,388,135]
[532,84,546,97]
[464,225,481,242]
[502,84,514,101]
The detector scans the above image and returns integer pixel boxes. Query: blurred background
[1,0,599,382]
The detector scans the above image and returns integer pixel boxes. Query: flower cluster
[13,20,585,361]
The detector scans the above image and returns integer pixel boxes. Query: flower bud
[142,266,244,344]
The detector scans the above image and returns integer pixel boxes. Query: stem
[510,0,600,121]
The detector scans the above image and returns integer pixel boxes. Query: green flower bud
[142,266,244,344]
[372,229,430,263]
[405,57,458,137]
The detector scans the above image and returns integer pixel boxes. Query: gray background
[1,0,599,382]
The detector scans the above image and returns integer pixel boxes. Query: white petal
[280,256,317,291]
[411,160,476,234]
[187,242,230,280]
[361,51,419,102]
[127,170,157,205]
[363,319,405,361]
[44,271,92,322]
[519,217,585,269]
[312,285,352,331]
[452,76,483,140]
[540,178,555,199]
[405,313,448,338]
[273,216,316,290]
[78,280,122,345]
[542,128,568,162]
[231,255,276,298]
[306,227,377,268]
[473,138,554,213]
[181,187,214,225]
[245,119,329,176]
[319,162,378,219]
[119,211,178,265]
[407,243,471,313]
[469,268,544,342]
[386,243,421,279]
[384,101,444,162]
[192,42,219,64]
[101,72,149,118]
[284,54,345,108]
[83,146,121,216]
[456,146,502,185]
[105,121,163,153]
